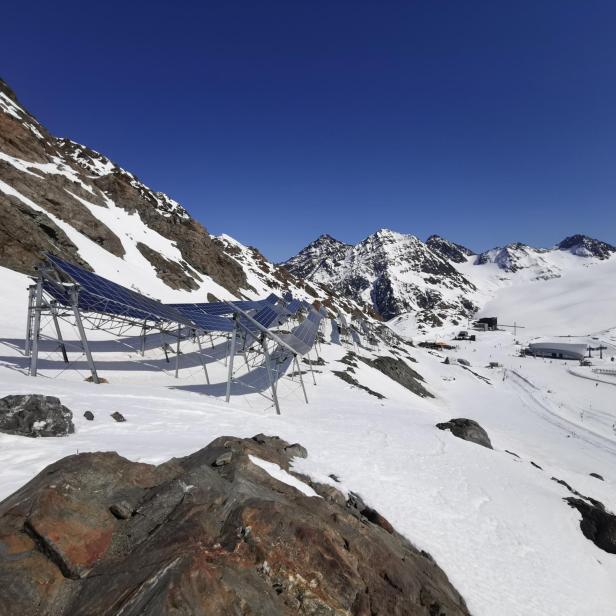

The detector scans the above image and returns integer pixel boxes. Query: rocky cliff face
[557,234,616,260]
[283,229,478,325]
[426,235,474,264]
[0,433,470,615]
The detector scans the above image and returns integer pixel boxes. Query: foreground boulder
[436,418,493,449]
[0,394,74,437]
[0,434,470,615]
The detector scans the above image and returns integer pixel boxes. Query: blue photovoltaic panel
[278,309,323,355]
[170,293,279,316]
[46,255,192,325]
[286,299,303,315]
[171,304,235,333]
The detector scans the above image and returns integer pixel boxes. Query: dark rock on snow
[83,411,94,421]
[436,418,493,449]
[589,472,604,481]
[110,411,125,422]
[0,434,470,615]
[357,354,434,399]
[565,497,616,554]
[0,394,74,437]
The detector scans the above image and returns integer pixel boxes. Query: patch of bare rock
[0,433,470,615]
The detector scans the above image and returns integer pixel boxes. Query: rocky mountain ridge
[285,229,479,325]
[283,229,615,324]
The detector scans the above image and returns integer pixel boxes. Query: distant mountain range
[281,230,615,326]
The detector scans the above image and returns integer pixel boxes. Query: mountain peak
[557,234,616,260]
[426,235,475,263]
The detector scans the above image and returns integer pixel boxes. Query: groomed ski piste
[1,250,616,616]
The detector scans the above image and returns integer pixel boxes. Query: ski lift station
[527,342,587,361]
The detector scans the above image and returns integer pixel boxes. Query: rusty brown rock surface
[0,434,470,616]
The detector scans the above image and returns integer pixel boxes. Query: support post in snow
[140,320,147,356]
[307,349,317,386]
[70,287,99,384]
[25,284,36,357]
[50,302,68,363]
[29,276,44,377]
[261,334,281,415]
[195,331,210,384]
[295,355,309,404]
[175,325,181,378]
[225,317,238,403]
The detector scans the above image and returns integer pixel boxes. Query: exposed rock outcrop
[566,497,616,554]
[0,434,470,615]
[426,235,474,264]
[0,394,74,437]
[557,234,616,260]
[436,418,493,449]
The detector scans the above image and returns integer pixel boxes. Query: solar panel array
[170,293,278,316]
[46,255,192,325]
[44,255,327,349]
[278,309,323,356]
[285,298,303,315]
[171,304,235,332]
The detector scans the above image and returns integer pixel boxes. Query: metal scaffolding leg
[70,289,99,384]
[25,285,35,357]
[307,349,317,385]
[295,355,309,404]
[225,320,238,403]
[140,321,147,356]
[29,277,44,377]
[51,303,68,364]
[195,333,210,384]
[175,325,181,378]
[262,337,281,415]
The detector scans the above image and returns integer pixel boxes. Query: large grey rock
[0,394,74,437]
[436,418,493,449]
[0,434,470,615]
[566,498,616,554]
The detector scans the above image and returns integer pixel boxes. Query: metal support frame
[29,276,44,377]
[140,320,147,356]
[50,302,69,363]
[195,331,210,384]
[225,316,238,402]
[174,325,181,378]
[294,355,309,404]
[261,334,281,415]
[25,284,36,357]
[70,287,99,384]
[307,349,317,386]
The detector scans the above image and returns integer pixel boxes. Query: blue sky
[3,1,616,261]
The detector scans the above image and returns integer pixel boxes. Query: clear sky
[3,1,616,261]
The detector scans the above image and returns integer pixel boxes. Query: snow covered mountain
[283,229,479,325]
[284,229,616,328]
[0,78,364,316]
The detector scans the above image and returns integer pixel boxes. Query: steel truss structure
[25,255,322,414]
